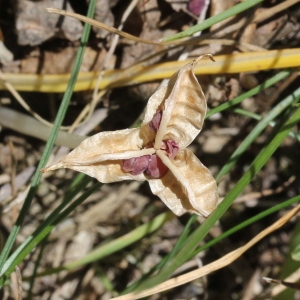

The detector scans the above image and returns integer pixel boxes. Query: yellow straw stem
[1,48,299,93]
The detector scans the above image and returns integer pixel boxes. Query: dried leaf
[42,54,219,216]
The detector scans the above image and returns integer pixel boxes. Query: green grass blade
[232,108,300,140]
[27,235,49,300]
[216,87,300,181]
[160,0,264,42]
[131,105,300,292]
[0,0,97,281]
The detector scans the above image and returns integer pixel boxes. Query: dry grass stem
[46,8,161,46]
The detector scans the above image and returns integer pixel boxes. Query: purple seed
[122,155,150,175]
[146,154,168,179]
[165,140,179,159]
[188,0,205,16]
[149,110,163,132]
